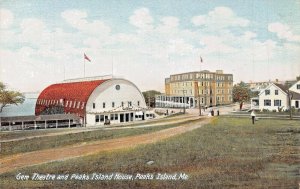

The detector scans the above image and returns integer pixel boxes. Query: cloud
[242,31,257,40]
[168,38,194,55]
[268,22,300,42]
[129,8,153,30]
[200,35,237,54]
[1,6,299,92]
[0,9,14,29]
[61,9,111,36]
[191,7,249,29]
[160,16,179,28]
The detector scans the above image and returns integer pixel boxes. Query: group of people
[207,109,220,116]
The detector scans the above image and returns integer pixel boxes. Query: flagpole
[63,62,66,80]
[199,55,202,72]
[111,53,114,78]
[84,57,86,78]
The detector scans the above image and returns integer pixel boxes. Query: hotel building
[156,70,233,108]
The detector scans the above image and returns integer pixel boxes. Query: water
[0,92,38,117]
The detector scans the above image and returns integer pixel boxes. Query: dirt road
[0,117,211,174]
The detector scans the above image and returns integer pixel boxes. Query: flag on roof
[84,53,91,62]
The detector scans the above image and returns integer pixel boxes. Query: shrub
[262,109,269,112]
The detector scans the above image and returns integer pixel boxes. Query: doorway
[120,114,124,122]
[125,113,129,122]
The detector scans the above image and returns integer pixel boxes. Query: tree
[142,90,161,108]
[232,82,251,110]
[0,82,25,113]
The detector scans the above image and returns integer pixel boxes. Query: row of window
[264,99,281,106]
[36,99,85,109]
[92,101,140,109]
[95,114,119,122]
[171,82,193,87]
[170,73,233,81]
[157,95,232,103]
[171,89,232,95]
[171,81,232,88]
[265,89,278,95]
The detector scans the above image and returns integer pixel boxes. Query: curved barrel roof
[35,79,108,117]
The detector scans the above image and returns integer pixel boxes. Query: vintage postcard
[0,0,299,188]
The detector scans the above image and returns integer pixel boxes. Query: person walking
[251,110,256,124]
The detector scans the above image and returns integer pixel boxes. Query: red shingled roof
[35,80,108,117]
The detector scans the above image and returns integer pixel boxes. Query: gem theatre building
[35,77,152,126]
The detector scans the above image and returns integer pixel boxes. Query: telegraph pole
[183,90,186,114]
[288,90,293,120]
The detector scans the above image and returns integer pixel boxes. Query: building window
[114,114,118,120]
[103,102,106,108]
[95,115,99,122]
[297,84,300,89]
[77,102,80,109]
[121,102,124,107]
[81,102,85,109]
[275,90,278,95]
[110,114,114,121]
[116,85,120,90]
[137,101,140,106]
[265,90,270,95]
[112,102,115,108]
[93,103,95,109]
[100,115,104,122]
[274,100,281,106]
[128,101,132,107]
[69,101,72,108]
[73,101,76,108]
[264,100,271,106]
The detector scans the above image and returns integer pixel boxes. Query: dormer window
[297,84,300,89]
[265,90,270,95]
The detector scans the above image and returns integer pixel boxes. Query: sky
[0,0,300,93]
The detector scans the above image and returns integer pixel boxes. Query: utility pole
[183,90,186,114]
[288,90,293,120]
[198,94,201,116]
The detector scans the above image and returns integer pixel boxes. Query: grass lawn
[0,117,299,188]
[0,119,197,156]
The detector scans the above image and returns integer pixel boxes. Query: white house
[258,83,289,111]
[289,81,300,109]
[251,81,300,111]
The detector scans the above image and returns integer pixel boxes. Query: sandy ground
[0,117,211,174]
